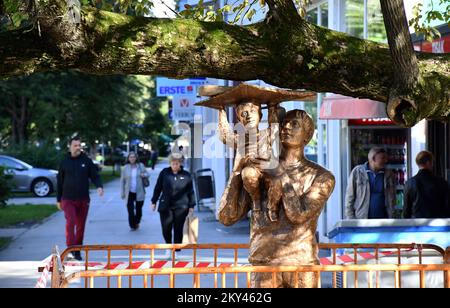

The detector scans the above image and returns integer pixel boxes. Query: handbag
[139,164,150,188]
[182,213,199,244]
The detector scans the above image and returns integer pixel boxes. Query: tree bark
[7,96,30,144]
[0,0,448,127]
[380,0,422,126]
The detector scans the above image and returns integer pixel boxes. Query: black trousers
[127,192,144,229]
[159,207,189,245]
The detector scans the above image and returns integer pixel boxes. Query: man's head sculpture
[281,110,315,148]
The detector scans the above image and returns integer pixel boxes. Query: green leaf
[245,8,256,21]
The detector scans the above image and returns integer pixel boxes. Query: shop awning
[319,94,387,120]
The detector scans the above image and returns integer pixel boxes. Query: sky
[149,0,448,27]
[150,0,177,18]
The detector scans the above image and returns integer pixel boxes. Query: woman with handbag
[151,153,195,252]
[121,152,150,231]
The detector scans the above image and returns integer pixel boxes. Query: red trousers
[61,199,89,247]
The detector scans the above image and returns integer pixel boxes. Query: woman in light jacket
[121,152,149,231]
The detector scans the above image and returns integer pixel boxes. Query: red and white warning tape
[320,250,402,265]
[63,260,244,270]
[35,255,53,288]
[62,248,415,270]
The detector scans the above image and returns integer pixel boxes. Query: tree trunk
[6,96,30,144]
[380,0,423,126]
[0,0,448,127]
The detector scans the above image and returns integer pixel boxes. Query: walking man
[57,135,104,260]
[403,151,450,218]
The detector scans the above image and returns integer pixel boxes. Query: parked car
[0,155,58,197]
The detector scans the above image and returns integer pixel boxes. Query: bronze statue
[197,84,315,223]
[197,84,334,288]
[218,100,282,221]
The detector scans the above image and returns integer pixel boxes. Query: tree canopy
[0,0,449,127]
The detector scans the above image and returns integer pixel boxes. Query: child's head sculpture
[235,100,263,130]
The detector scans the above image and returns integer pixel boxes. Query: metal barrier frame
[42,243,449,288]
[59,264,450,288]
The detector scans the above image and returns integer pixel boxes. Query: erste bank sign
[156,77,210,97]
[172,95,197,121]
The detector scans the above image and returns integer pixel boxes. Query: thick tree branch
[0,0,448,127]
[380,0,422,126]
[380,0,419,88]
[265,0,301,24]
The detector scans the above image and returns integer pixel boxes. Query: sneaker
[73,251,83,261]
[66,252,76,261]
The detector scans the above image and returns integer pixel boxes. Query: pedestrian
[57,135,104,261]
[120,152,150,231]
[403,151,450,218]
[345,147,396,219]
[151,153,195,255]
[150,149,158,170]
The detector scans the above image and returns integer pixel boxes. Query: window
[345,0,364,38]
[320,2,328,28]
[343,0,387,41]
[0,158,22,169]
[367,0,387,43]
[307,8,318,24]
[306,2,329,27]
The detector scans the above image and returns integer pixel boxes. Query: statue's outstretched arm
[218,108,237,149]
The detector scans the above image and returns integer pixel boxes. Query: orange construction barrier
[37,243,450,288]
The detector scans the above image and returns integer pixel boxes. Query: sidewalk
[6,197,55,206]
[0,161,250,288]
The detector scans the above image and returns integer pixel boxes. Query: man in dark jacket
[57,136,104,260]
[403,151,450,218]
[151,153,195,253]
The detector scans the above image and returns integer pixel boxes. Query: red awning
[319,94,387,120]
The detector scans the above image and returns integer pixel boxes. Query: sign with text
[348,118,395,126]
[172,95,197,121]
[156,77,211,97]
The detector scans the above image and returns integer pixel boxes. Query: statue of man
[218,109,335,288]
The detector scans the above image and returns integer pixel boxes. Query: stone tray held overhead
[195,83,316,109]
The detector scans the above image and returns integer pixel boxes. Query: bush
[0,166,13,207]
[2,142,64,170]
